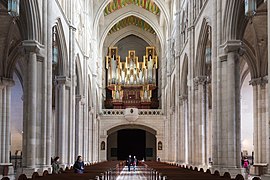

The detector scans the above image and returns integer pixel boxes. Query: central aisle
[116,166,147,180]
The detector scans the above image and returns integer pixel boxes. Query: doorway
[107,128,156,161]
[117,129,145,160]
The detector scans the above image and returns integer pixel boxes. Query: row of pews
[140,161,254,180]
[1,161,124,180]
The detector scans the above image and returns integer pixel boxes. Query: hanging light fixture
[244,0,257,17]
[8,0,20,17]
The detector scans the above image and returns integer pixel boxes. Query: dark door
[117,129,146,160]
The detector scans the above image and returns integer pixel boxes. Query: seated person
[73,155,85,174]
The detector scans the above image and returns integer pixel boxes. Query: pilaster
[22,40,43,168]
[250,77,268,164]
[179,94,188,163]
[0,78,14,164]
[217,40,242,169]
[194,76,207,165]
[54,75,71,164]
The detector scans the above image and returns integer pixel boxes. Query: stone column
[55,76,71,164]
[196,76,207,166]
[267,0,270,174]
[187,0,195,165]
[193,80,199,165]
[75,95,84,157]
[22,40,43,168]
[88,107,94,162]
[0,78,14,164]
[46,0,53,166]
[223,40,242,170]
[250,78,268,164]
[179,95,188,163]
[211,0,218,166]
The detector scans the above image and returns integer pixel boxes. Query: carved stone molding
[124,108,139,122]
[54,76,71,87]
[179,94,188,105]
[222,40,243,53]
[195,76,208,85]
[249,76,268,88]
[21,40,44,54]
[0,77,15,89]
[193,76,207,90]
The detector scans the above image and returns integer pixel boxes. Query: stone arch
[99,12,164,54]
[195,18,211,77]
[75,55,84,96]
[180,54,188,96]
[241,41,258,79]
[53,18,69,76]
[171,75,176,108]
[106,27,156,49]
[88,76,93,109]
[20,0,42,41]
[93,0,169,38]
[107,124,157,136]
[222,1,243,41]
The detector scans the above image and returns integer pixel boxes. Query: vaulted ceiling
[108,15,156,35]
[104,0,160,16]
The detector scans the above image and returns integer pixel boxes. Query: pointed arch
[75,55,84,96]
[100,12,164,54]
[180,54,188,96]
[53,18,69,76]
[195,18,211,77]
[20,0,42,41]
[171,75,176,108]
[93,0,169,39]
[88,76,93,109]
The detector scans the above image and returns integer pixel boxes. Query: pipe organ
[105,47,159,109]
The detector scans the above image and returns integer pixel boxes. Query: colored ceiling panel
[108,16,156,35]
[104,0,160,16]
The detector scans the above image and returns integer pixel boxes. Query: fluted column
[196,76,207,166]
[22,40,43,168]
[193,81,199,165]
[0,78,14,164]
[267,0,270,174]
[188,0,195,165]
[179,95,188,163]
[211,0,218,166]
[250,77,268,164]
[88,107,94,162]
[223,40,242,168]
[46,0,53,166]
[75,95,84,157]
[55,76,71,164]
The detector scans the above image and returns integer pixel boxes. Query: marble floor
[116,166,147,180]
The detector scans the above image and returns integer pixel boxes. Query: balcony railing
[101,109,163,116]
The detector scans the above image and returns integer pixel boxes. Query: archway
[107,128,156,161]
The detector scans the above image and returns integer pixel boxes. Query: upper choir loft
[0,0,270,179]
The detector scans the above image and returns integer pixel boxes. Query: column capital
[69,24,76,31]
[0,77,15,89]
[21,40,44,54]
[194,76,208,86]
[222,40,244,54]
[179,94,188,105]
[249,76,268,88]
[54,76,71,87]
